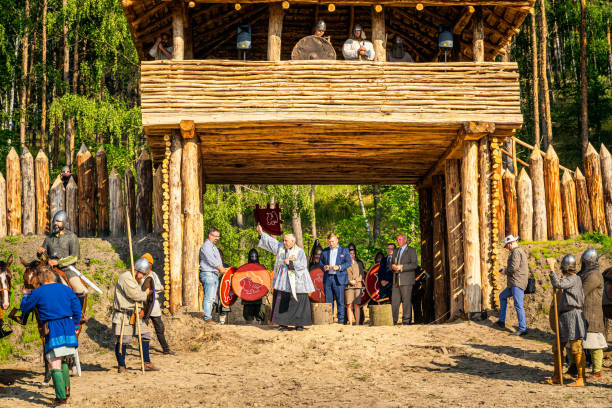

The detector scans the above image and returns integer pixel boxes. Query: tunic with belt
[112,271,148,323]
[549,272,587,343]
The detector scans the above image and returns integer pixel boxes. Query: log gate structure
[117,0,608,321]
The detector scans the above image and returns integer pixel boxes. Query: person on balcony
[342,24,375,61]
[313,20,326,37]
[387,35,414,62]
[149,33,173,60]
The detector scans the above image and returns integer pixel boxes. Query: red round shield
[308,266,325,303]
[365,264,381,302]
[219,266,238,308]
[359,276,370,306]
[231,263,272,301]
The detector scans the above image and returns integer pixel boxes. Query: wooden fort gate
[122,0,530,321]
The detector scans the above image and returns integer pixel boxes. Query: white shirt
[398,244,408,262]
[342,39,375,61]
[149,45,174,60]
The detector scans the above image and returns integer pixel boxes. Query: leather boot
[144,362,160,371]
[568,351,586,387]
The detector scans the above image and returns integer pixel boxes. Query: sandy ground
[1,317,611,408]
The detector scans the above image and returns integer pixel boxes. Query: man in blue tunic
[20,266,81,405]
[319,233,351,324]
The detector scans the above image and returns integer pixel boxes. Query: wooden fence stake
[124,169,136,234]
[462,140,481,315]
[136,149,153,236]
[502,169,518,237]
[529,145,547,241]
[109,168,124,237]
[574,168,593,233]
[560,170,579,239]
[517,169,533,241]
[49,176,65,225]
[0,172,6,238]
[584,144,608,235]
[6,148,22,236]
[35,150,50,235]
[77,144,95,236]
[96,146,109,236]
[65,177,78,233]
[544,146,564,240]
[599,144,612,235]
[21,148,35,235]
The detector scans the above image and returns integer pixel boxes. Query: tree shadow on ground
[467,343,551,364]
[84,317,114,351]
[473,318,555,341]
[0,368,50,406]
[81,362,110,372]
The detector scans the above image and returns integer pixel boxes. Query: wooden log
[169,130,183,312]
[574,168,593,233]
[560,170,579,239]
[368,303,393,326]
[65,177,78,233]
[6,148,21,236]
[584,143,608,235]
[445,159,463,319]
[77,144,95,236]
[153,165,163,234]
[529,145,547,240]
[310,302,333,325]
[371,5,386,62]
[172,1,184,60]
[472,7,484,62]
[124,169,136,234]
[0,172,6,238]
[462,141,481,315]
[109,168,124,237]
[20,148,35,235]
[48,176,65,226]
[600,144,612,235]
[517,169,533,241]
[490,137,505,242]
[543,145,564,240]
[34,150,49,235]
[95,146,109,236]
[418,187,434,322]
[267,3,283,62]
[432,175,448,322]
[136,149,153,236]
[181,121,203,311]
[478,137,491,311]
[502,169,518,237]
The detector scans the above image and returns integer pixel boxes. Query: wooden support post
[49,176,65,228]
[65,177,78,233]
[35,150,50,235]
[21,148,35,235]
[502,170,518,237]
[153,165,163,234]
[574,168,593,233]
[181,120,202,311]
[169,130,183,312]
[418,187,434,322]
[124,169,136,234]
[529,146,547,240]
[462,140,481,315]
[445,159,463,319]
[136,149,153,236]
[472,7,484,62]
[0,173,6,238]
[77,144,95,236]
[432,175,448,322]
[6,148,22,236]
[95,146,109,236]
[478,137,492,311]
[600,144,612,235]
[544,145,564,240]
[490,137,505,242]
[560,170,579,239]
[371,5,386,62]
[172,0,185,60]
[517,169,533,241]
[584,144,608,235]
[267,3,283,61]
[109,168,124,238]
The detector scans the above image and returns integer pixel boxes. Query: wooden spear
[546,257,563,386]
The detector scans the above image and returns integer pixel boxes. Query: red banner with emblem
[254,204,282,235]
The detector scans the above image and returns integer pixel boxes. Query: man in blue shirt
[199,227,226,323]
[319,233,351,323]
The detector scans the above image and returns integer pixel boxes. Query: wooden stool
[310,302,333,325]
[368,304,393,326]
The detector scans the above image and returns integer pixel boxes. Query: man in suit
[390,234,418,325]
[378,243,396,304]
[319,233,351,323]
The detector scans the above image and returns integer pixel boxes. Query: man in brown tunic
[495,235,529,335]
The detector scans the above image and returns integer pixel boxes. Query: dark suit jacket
[379,256,393,284]
[391,245,418,286]
[319,246,351,285]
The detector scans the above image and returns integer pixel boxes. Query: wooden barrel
[310,302,333,325]
[368,304,393,326]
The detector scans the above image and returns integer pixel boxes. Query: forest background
[0,0,610,269]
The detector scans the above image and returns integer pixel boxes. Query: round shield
[291,35,336,60]
[359,275,370,306]
[308,266,325,303]
[231,263,272,301]
[141,275,155,320]
[219,266,238,308]
[365,264,381,302]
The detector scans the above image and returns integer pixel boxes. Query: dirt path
[1,318,611,407]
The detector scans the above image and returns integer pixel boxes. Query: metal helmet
[134,258,151,274]
[394,35,403,45]
[354,24,362,32]
[581,248,599,266]
[248,248,260,264]
[52,210,67,233]
[560,254,577,273]
[61,165,71,174]
[315,20,326,32]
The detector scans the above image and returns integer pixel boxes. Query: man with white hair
[390,233,418,324]
[495,235,529,336]
[257,224,314,331]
